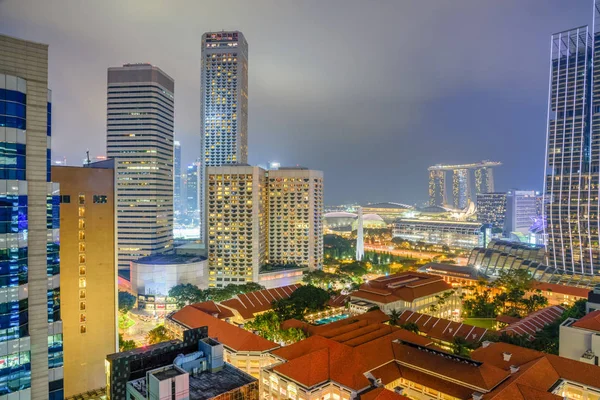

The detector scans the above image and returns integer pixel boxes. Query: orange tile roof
[360,388,410,400]
[496,315,521,325]
[397,310,487,343]
[220,284,301,320]
[328,294,350,307]
[499,306,565,338]
[189,301,235,319]
[472,342,600,396]
[351,272,453,304]
[273,347,330,387]
[572,310,600,332]
[170,306,279,352]
[532,282,590,298]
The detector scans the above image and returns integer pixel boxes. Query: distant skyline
[0,0,592,204]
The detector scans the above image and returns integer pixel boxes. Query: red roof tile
[360,388,410,400]
[220,284,301,320]
[351,272,453,304]
[397,310,487,343]
[572,310,600,332]
[499,306,565,338]
[532,282,590,298]
[328,294,350,307]
[189,301,234,319]
[170,306,279,352]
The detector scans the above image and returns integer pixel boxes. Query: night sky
[0,0,592,205]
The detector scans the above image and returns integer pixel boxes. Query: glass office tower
[0,34,63,399]
[544,14,599,276]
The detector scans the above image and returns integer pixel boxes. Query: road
[121,311,163,346]
[364,244,468,266]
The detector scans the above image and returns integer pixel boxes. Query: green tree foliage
[451,336,474,357]
[119,333,136,352]
[272,285,330,321]
[339,261,368,278]
[118,291,137,313]
[494,269,534,293]
[168,283,205,308]
[302,270,345,289]
[462,290,499,318]
[399,322,420,333]
[389,309,401,325]
[245,311,307,344]
[146,325,172,345]
[168,282,266,308]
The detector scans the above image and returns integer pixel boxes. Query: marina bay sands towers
[428,161,501,209]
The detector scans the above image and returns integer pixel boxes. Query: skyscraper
[452,169,470,209]
[505,190,537,236]
[106,63,174,272]
[174,140,182,218]
[200,31,249,242]
[186,160,200,214]
[543,12,600,275]
[52,162,116,397]
[0,34,63,400]
[476,192,507,228]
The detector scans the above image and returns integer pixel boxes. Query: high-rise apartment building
[476,192,507,228]
[452,168,470,209]
[106,63,174,271]
[200,31,249,242]
[205,166,323,287]
[205,165,267,287]
[505,190,537,235]
[543,11,600,275]
[0,34,63,400]
[267,168,324,270]
[174,140,182,218]
[185,160,200,213]
[51,162,117,397]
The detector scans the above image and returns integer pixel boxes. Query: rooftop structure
[393,219,483,251]
[499,305,565,338]
[560,310,600,366]
[219,283,301,322]
[361,202,413,223]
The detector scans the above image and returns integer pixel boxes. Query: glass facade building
[106,64,175,272]
[0,35,63,400]
[199,31,249,242]
[476,192,507,228]
[543,7,600,276]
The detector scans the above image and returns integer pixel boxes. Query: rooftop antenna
[85,150,91,165]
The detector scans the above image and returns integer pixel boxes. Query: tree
[273,285,330,321]
[146,325,172,345]
[245,312,282,341]
[279,327,307,344]
[339,261,368,279]
[118,291,136,313]
[399,322,419,334]
[451,336,472,357]
[521,291,548,314]
[494,269,534,293]
[168,283,204,308]
[389,309,401,325]
[119,333,136,351]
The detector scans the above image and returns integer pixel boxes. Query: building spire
[356,206,364,261]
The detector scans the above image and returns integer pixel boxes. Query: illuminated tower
[544,16,600,275]
[474,166,494,195]
[106,63,174,271]
[200,31,249,242]
[452,169,470,209]
[356,207,364,261]
[428,169,446,206]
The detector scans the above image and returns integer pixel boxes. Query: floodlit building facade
[267,168,324,270]
[476,192,506,228]
[0,34,63,400]
[199,31,249,242]
[205,165,267,287]
[504,190,536,235]
[106,63,174,271]
[174,140,182,218]
[52,163,117,397]
[393,219,483,250]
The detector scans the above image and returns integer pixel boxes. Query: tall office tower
[544,18,600,275]
[106,64,174,272]
[505,190,537,235]
[452,168,470,209]
[476,192,507,228]
[356,206,364,261]
[200,31,249,242]
[267,168,324,270]
[174,140,182,218]
[474,166,494,195]
[205,165,266,288]
[428,169,446,206]
[52,162,116,397]
[186,160,200,213]
[0,35,62,400]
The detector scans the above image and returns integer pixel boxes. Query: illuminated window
[79,277,86,288]
[79,289,86,299]
[80,325,87,334]
[78,194,85,205]
[78,219,85,229]
[79,266,86,275]
[79,242,86,252]
[79,301,86,311]
[79,254,86,264]
[78,207,85,217]
[93,195,108,204]
[80,314,86,323]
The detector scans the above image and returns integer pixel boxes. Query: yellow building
[52,162,117,396]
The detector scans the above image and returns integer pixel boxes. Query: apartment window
[79,277,86,288]
[79,266,86,275]
[78,207,85,217]
[78,194,85,205]
[60,195,70,204]
[79,314,86,323]
[79,254,86,264]
[93,195,108,204]
[79,289,86,299]
[79,301,86,311]
[80,325,86,334]
[78,219,85,229]
[79,231,85,241]
[79,242,86,252]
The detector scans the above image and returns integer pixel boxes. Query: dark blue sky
[0,0,592,205]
